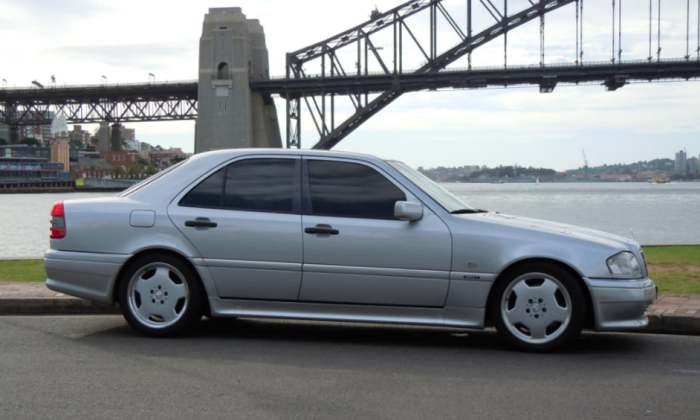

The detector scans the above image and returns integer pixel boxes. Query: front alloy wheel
[491,263,585,352]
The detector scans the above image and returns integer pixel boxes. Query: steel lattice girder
[253,60,700,96]
[284,0,579,150]
[0,82,198,125]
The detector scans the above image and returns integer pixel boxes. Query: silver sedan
[45,149,656,351]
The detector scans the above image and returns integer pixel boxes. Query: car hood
[468,212,640,252]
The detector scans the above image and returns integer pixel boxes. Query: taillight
[50,202,66,239]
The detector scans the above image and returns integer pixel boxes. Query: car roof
[193,148,393,162]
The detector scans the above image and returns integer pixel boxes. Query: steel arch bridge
[1,0,700,149]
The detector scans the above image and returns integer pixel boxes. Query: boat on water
[649,175,670,184]
[535,177,540,185]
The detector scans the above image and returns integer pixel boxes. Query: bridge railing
[262,57,700,81]
[0,80,198,92]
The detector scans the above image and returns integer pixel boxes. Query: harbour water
[0,183,698,259]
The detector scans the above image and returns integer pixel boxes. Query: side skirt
[208,297,485,329]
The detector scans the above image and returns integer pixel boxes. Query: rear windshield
[117,161,186,197]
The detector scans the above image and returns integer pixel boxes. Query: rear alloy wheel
[491,263,585,352]
[118,254,204,337]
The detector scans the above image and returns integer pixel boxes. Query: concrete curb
[0,298,119,315]
[645,314,700,335]
[1,298,699,337]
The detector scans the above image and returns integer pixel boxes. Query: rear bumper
[44,250,129,304]
[583,277,656,331]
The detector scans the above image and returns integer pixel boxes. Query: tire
[118,253,205,337]
[490,262,586,352]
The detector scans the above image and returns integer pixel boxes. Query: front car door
[299,158,452,307]
[168,156,303,301]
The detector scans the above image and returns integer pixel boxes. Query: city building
[69,157,114,181]
[68,125,92,146]
[122,127,136,141]
[100,150,140,167]
[50,140,71,173]
[3,144,80,162]
[139,142,154,160]
[0,157,66,183]
[123,139,140,152]
[0,123,9,142]
[17,110,55,142]
[688,156,699,173]
[675,150,687,174]
[149,147,188,168]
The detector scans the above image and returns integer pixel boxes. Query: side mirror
[394,201,424,221]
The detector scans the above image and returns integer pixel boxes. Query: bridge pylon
[195,8,281,153]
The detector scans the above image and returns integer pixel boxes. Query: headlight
[606,252,643,279]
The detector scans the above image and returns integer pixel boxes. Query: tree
[0,138,7,145]
[70,139,84,148]
[170,156,187,164]
[127,166,139,179]
[112,166,124,179]
[20,138,41,146]
[145,165,157,176]
[139,157,149,167]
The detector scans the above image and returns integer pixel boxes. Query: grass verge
[0,246,698,294]
[0,260,46,283]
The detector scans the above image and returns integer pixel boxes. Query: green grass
[651,271,700,295]
[1,246,699,295]
[642,245,700,267]
[0,260,46,283]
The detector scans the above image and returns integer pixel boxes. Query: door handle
[185,218,218,228]
[305,226,339,235]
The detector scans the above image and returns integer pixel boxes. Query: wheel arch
[112,248,212,317]
[484,258,595,329]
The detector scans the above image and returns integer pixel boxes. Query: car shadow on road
[85,316,647,359]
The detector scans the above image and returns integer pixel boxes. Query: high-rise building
[675,150,687,174]
[68,125,92,146]
[688,156,699,173]
[122,127,136,141]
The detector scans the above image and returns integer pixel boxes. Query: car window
[224,159,296,213]
[179,168,225,208]
[307,160,406,220]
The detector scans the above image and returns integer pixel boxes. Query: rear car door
[168,156,303,301]
[299,158,452,307]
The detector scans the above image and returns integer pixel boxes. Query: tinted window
[307,160,406,219]
[180,168,224,208]
[224,159,296,213]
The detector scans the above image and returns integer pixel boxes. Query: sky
[0,0,699,171]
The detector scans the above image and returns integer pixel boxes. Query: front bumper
[44,250,130,304]
[583,277,656,331]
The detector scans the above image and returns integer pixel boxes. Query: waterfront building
[0,157,66,183]
[675,150,688,174]
[3,144,79,162]
[100,150,140,167]
[50,140,70,173]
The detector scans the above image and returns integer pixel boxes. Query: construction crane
[582,149,589,177]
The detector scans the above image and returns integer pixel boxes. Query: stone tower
[195,8,282,153]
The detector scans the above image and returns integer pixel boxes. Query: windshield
[117,161,187,197]
[388,161,475,213]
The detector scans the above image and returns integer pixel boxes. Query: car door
[299,158,452,307]
[168,156,303,301]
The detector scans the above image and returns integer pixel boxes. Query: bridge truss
[273,0,700,149]
[0,81,198,127]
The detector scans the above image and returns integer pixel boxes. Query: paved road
[1,316,699,420]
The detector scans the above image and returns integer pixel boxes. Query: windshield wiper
[450,209,488,214]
